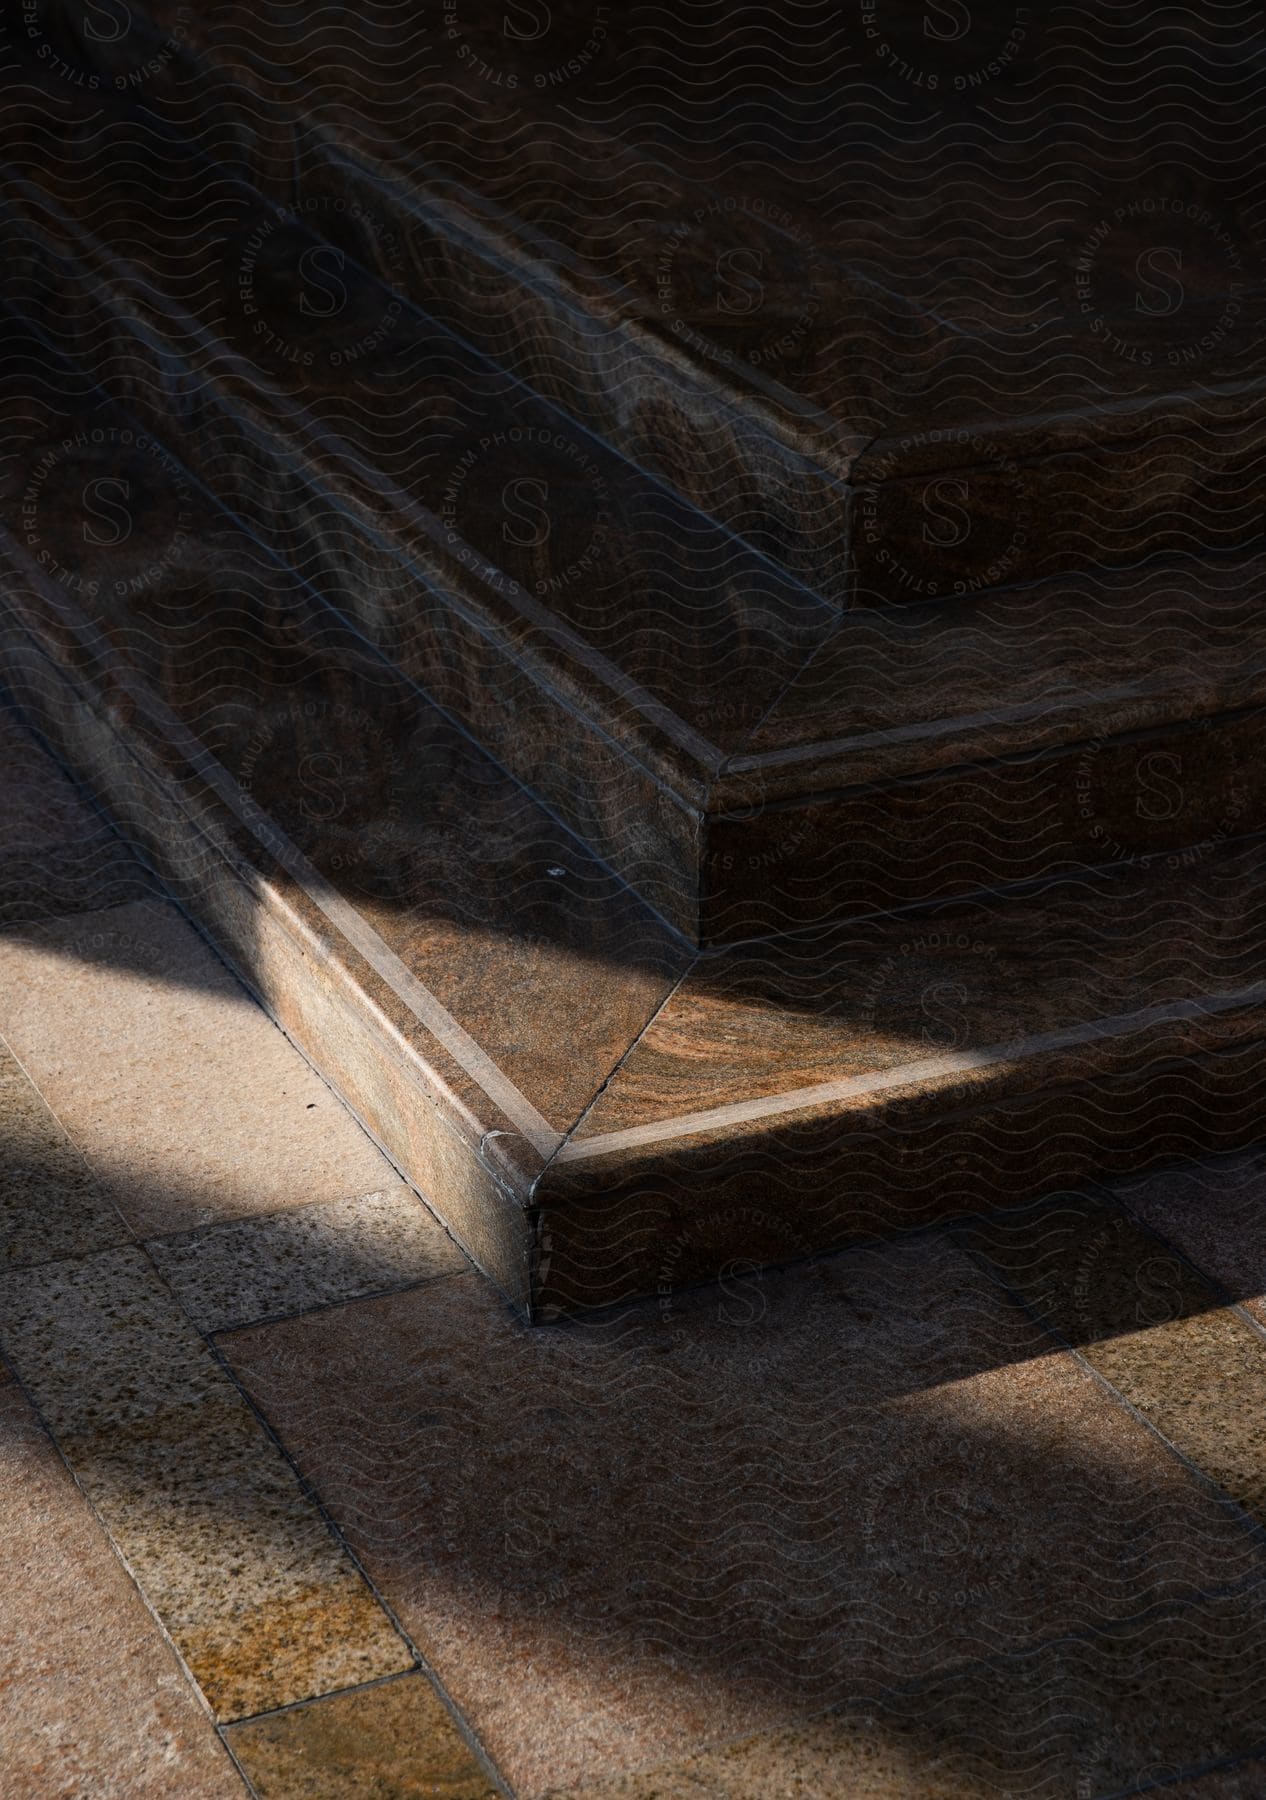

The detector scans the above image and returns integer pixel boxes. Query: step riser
[537,1035,1266,1317]
[849,432,1266,605]
[11,200,1266,943]
[296,149,857,606]
[703,712,1266,939]
[17,4,857,599]
[214,127,1266,603]
[6,335,1266,1319]
[11,0,1266,1328]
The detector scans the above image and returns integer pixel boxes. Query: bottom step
[3,342,1266,1317]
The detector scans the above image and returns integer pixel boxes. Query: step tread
[5,285,1262,940]
[569,843,1266,1151]
[721,554,1266,801]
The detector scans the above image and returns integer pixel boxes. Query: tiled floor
[4,697,1266,1798]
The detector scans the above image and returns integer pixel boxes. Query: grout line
[542,954,700,1169]
[1112,1167,1266,1356]
[0,918,510,1783]
[221,1665,436,1731]
[0,1320,230,1738]
[216,1727,265,1800]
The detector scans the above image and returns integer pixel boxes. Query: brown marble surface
[2,65,837,743]
[577,839,1266,1137]
[6,17,1266,1308]
[9,35,1266,635]
[2,325,1265,1311]
[0,355,684,1147]
[699,554,1266,934]
[31,0,1266,588]
[3,259,1260,939]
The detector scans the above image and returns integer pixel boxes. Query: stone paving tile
[0,1035,128,1268]
[1117,1151,1266,1332]
[0,699,153,927]
[955,1193,1266,1523]
[0,897,393,1235]
[149,1183,467,1333]
[544,1583,1266,1799]
[0,1245,412,1721]
[225,1674,500,1797]
[221,1234,1262,1798]
[0,1380,246,1799]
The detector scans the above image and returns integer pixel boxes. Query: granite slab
[542,1587,1266,1799]
[0,697,153,926]
[147,1184,468,1333]
[0,1036,127,1269]
[0,1245,412,1719]
[225,1675,500,1798]
[955,1191,1266,1526]
[0,899,399,1238]
[1115,1149,1266,1334]
[218,1240,1265,1795]
[0,1380,247,1797]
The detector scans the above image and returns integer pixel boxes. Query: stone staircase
[3,4,1265,1316]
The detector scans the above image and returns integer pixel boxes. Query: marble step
[6,233,1266,952]
[0,117,835,939]
[5,257,1265,951]
[704,560,1266,938]
[18,5,1266,603]
[5,335,1266,1317]
[5,94,1266,940]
